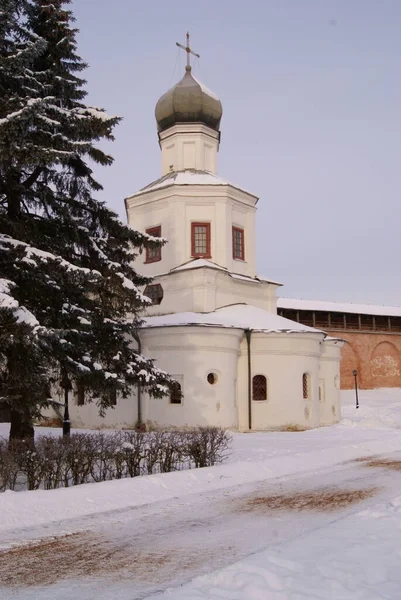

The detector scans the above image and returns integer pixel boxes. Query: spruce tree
[0,1,173,440]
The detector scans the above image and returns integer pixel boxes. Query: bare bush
[0,439,20,491]
[0,427,232,492]
[185,427,232,468]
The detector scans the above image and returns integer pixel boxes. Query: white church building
[63,46,343,431]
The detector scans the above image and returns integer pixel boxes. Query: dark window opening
[170,381,182,404]
[281,309,298,322]
[299,310,314,327]
[207,372,218,385]
[360,315,374,331]
[252,375,267,401]
[145,226,162,263]
[144,283,164,305]
[390,317,401,332]
[375,316,389,331]
[314,311,329,329]
[345,313,359,330]
[330,313,344,329]
[302,373,310,399]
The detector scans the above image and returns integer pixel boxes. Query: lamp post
[61,371,72,436]
[352,369,359,409]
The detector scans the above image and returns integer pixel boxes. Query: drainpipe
[245,329,252,430]
[132,332,142,428]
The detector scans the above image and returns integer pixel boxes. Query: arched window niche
[252,375,267,401]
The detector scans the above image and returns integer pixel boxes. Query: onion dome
[155,66,223,133]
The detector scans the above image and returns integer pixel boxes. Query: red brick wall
[326,331,401,390]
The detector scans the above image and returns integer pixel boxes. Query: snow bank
[341,388,401,429]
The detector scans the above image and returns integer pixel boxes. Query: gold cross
[176,32,200,71]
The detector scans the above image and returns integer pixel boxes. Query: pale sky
[71,0,401,306]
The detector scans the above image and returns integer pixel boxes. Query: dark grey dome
[155,66,223,133]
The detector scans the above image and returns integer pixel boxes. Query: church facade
[122,61,343,431]
[45,55,344,431]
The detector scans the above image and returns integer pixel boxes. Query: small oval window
[207,372,218,385]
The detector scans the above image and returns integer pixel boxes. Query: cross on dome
[155,35,222,134]
[176,32,200,72]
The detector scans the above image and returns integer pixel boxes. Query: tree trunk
[9,410,34,442]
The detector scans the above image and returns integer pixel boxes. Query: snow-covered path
[2,388,401,599]
[2,452,401,599]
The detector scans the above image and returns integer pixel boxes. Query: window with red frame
[191,222,211,258]
[145,226,162,263]
[232,227,245,260]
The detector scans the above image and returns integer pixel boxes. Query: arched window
[144,283,164,305]
[252,375,267,401]
[302,373,310,399]
[170,381,182,404]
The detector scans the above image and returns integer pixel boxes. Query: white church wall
[318,339,343,425]
[126,186,259,279]
[144,268,279,316]
[140,326,242,429]
[42,389,139,430]
[159,124,220,175]
[214,272,278,314]
[237,332,324,431]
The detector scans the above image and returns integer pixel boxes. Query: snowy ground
[1,388,401,599]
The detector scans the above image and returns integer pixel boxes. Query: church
[52,39,344,431]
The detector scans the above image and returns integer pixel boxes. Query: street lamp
[61,371,72,436]
[352,369,359,409]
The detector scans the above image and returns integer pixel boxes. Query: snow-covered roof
[142,304,324,335]
[277,297,401,318]
[126,169,257,200]
[168,259,282,286]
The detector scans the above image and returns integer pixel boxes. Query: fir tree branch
[22,166,43,190]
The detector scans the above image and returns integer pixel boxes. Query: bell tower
[124,35,279,316]
[155,33,223,176]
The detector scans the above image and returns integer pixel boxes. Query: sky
[71,0,401,306]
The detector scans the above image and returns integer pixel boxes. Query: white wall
[159,124,220,175]
[318,339,343,425]
[140,326,242,429]
[43,388,139,430]
[143,267,280,316]
[237,332,325,431]
[42,330,342,432]
[126,184,258,278]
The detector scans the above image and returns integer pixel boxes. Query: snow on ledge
[168,260,282,286]
[278,297,401,318]
[170,258,228,273]
[142,304,324,335]
[126,170,257,200]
